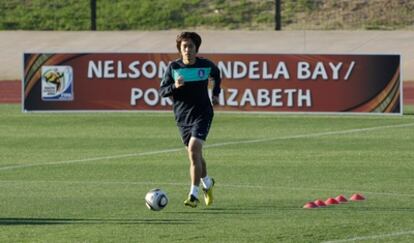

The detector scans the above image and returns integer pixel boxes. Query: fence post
[90,0,96,30]
[275,0,281,30]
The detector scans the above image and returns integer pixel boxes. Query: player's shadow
[168,207,266,215]
[0,218,194,225]
[168,203,311,215]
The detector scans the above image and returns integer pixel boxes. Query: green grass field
[1,104,414,242]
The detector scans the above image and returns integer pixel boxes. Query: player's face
[180,39,197,64]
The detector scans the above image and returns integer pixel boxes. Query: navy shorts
[178,118,212,146]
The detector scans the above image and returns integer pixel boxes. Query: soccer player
[159,32,221,208]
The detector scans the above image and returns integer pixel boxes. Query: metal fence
[1,0,413,30]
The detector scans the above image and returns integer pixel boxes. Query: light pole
[90,0,96,30]
[275,0,281,30]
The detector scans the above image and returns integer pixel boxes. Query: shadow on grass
[167,206,301,215]
[168,204,414,214]
[0,218,194,225]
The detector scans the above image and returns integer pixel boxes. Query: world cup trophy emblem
[41,65,74,101]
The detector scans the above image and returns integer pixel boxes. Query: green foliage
[0,0,90,30]
[0,0,413,30]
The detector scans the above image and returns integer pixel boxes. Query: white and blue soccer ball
[145,188,168,211]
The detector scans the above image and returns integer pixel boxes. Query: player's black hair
[176,32,202,53]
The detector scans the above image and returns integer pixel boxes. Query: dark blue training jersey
[159,57,221,126]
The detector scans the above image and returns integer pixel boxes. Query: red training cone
[335,195,348,203]
[350,193,365,201]
[325,197,339,205]
[303,201,319,209]
[314,199,327,207]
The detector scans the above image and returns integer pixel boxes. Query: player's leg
[193,118,214,206]
[200,157,212,189]
[183,117,215,207]
[201,156,207,178]
[187,138,213,196]
[184,136,203,207]
[200,156,214,206]
[178,125,200,207]
[188,136,203,189]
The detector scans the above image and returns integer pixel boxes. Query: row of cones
[303,193,365,209]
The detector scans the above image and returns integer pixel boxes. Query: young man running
[159,32,221,207]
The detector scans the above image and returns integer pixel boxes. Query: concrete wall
[1,30,413,81]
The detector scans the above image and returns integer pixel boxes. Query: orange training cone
[314,199,327,207]
[303,201,319,209]
[325,197,339,205]
[336,195,348,203]
[350,193,365,201]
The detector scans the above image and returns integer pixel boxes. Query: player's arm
[160,64,179,97]
[210,63,222,105]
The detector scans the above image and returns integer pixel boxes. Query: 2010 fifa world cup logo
[41,65,74,101]
[44,70,64,92]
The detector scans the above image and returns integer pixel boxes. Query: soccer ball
[145,188,168,211]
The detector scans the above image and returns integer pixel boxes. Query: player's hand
[175,76,185,88]
[212,95,219,106]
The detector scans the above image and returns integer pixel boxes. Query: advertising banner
[23,53,401,114]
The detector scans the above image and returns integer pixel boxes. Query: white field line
[220,183,414,198]
[1,180,414,198]
[322,230,414,243]
[205,122,414,148]
[1,122,414,173]
[0,148,184,171]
